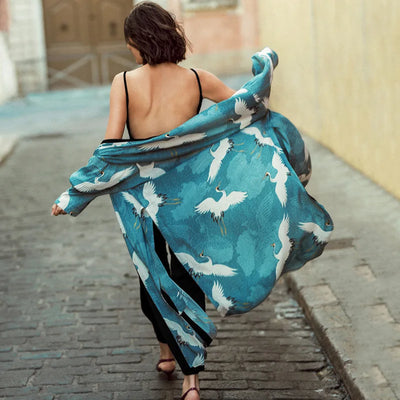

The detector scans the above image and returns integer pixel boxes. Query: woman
[53,2,235,399]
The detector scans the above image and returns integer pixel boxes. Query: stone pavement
[283,136,400,400]
[0,133,349,399]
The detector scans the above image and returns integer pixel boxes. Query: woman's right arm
[196,69,236,103]
[104,72,127,140]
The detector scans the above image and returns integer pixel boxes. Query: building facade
[0,0,259,103]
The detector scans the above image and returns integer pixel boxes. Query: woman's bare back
[125,63,202,140]
[104,64,234,142]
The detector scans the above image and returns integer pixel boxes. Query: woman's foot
[157,342,176,375]
[181,374,200,400]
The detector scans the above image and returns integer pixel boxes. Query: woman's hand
[51,204,66,216]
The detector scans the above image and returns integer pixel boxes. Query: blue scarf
[55,48,333,373]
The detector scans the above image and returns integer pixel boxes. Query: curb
[0,136,18,165]
[284,273,365,400]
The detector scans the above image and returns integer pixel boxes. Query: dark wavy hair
[124,1,190,65]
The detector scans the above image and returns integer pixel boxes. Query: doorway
[42,0,135,89]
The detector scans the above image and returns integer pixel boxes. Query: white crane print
[243,126,283,157]
[297,146,312,186]
[264,152,290,207]
[121,192,145,229]
[207,138,234,183]
[253,93,270,112]
[74,167,134,192]
[273,215,294,280]
[195,185,247,235]
[164,318,204,348]
[233,98,255,129]
[132,252,149,286]
[115,211,126,236]
[191,353,205,368]
[139,132,206,154]
[136,162,165,179]
[257,47,274,59]
[234,88,248,96]
[298,222,332,245]
[212,281,235,317]
[122,182,180,226]
[143,181,180,224]
[56,190,70,211]
[175,252,237,278]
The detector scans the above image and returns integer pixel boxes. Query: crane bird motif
[297,146,312,186]
[207,138,234,183]
[121,192,145,229]
[273,215,295,280]
[122,181,180,226]
[192,354,205,368]
[136,162,166,179]
[233,98,255,129]
[175,251,237,278]
[264,152,291,207]
[298,221,332,245]
[195,185,248,235]
[164,318,204,348]
[243,126,283,157]
[139,132,206,155]
[132,252,149,286]
[253,93,270,112]
[74,167,134,192]
[212,281,236,317]
[115,211,127,237]
[56,190,70,211]
[234,88,248,96]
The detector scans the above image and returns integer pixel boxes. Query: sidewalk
[284,136,400,400]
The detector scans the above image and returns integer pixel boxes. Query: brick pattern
[0,135,350,399]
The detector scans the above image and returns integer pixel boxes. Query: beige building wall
[173,0,260,74]
[258,0,400,199]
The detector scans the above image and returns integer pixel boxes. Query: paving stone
[0,359,43,371]
[0,386,40,398]
[77,373,127,384]
[58,394,112,400]
[32,368,75,386]
[19,351,63,360]
[97,381,142,392]
[0,369,34,388]
[48,357,93,368]
[95,354,142,365]
[44,384,96,395]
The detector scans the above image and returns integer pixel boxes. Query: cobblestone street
[0,133,349,399]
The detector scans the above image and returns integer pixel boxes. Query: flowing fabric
[55,48,333,373]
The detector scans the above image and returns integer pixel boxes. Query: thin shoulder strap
[190,68,203,114]
[123,71,133,138]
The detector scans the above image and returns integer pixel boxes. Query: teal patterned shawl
[55,48,333,373]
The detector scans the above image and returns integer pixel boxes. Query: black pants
[140,223,206,346]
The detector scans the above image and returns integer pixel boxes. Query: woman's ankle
[159,342,174,359]
[182,373,199,390]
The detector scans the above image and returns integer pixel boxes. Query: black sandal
[180,387,199,400]
[156,358,175,377]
